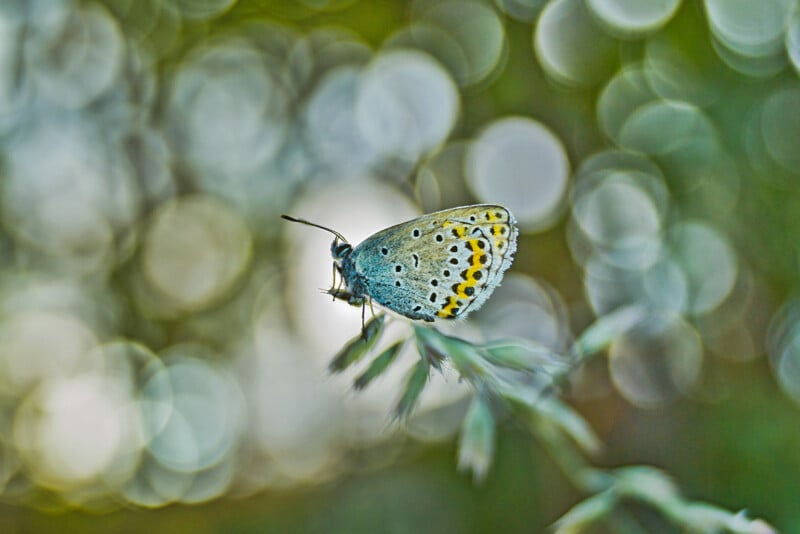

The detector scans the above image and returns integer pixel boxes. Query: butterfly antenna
[281,214,348,243]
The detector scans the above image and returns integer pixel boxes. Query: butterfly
[282,204,518,326]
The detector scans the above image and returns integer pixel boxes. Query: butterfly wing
[350,204,517,321]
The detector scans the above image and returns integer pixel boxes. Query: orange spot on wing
[443,238,487,305]
[438,296,460,318]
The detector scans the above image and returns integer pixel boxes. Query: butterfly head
[331,240,352,261]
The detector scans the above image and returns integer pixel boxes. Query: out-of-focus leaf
[608,467,777,534]
[482,339,564,373]
[353,340,404,390]
[328,314,385,372]
[613,466,680,508]
[724,511,777,534]
[394,359,429,420]
[552,490,616,533]
[413,325,494,380]
[679,504,777,534]
[570,305,647,360]
[495,376,601,458]
[457,394,495,483]
[413,325,448,370]
[536,397,603,456]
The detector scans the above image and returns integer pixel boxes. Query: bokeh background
[1,0,800,531]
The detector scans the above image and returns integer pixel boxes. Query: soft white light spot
[667,221,737,316]
[142,195,252,312]
[467,117,570,231]
[535,0,617,86]
[356,49,459,160]
[587,0,681,37]
[609,312,702,407]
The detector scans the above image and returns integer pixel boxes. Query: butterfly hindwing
[350,205,517,321]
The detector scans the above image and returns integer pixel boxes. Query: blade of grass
[328,314,385,373]
[353,340,404,390]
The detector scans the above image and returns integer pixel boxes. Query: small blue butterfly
[282,205,518,325]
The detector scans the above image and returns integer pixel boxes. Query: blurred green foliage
[2,0,800,532]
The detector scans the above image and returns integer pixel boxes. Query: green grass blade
[328,314,385,373]
[353,340,404,390]
[394,360,429,420]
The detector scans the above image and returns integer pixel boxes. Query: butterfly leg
[331,263,344,301]
[360,302,367,339]
[330,262,336,301]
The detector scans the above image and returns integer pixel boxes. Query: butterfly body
[328,205,518,322]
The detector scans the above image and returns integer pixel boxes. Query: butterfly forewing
[351,205,517,321]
